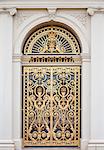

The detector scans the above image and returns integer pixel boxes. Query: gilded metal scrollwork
[23,26,81,147]
[23,67,80,146]
[23,67,51,145]
[23,26,80,55]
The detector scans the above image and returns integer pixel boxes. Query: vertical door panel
[23,66,80,146]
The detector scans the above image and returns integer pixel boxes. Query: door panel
[23,66,80,146]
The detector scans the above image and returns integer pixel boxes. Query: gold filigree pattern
[23,26,80,54]
[23,66,80,146]
[23,25,81,147]
[21,55,81,64]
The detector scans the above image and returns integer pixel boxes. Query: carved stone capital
[87,8,96,16]
[7,8,17,16]
[0,7,17,16]
[47,8,57,20]
[87,8,104,16]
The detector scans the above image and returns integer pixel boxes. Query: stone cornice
[0,7,17,16]
[87,7,104,16]
[0,1,104,9]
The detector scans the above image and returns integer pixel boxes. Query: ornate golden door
[22,26,81,147]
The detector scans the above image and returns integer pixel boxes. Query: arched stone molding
[14,13,89,55]
[13,12,90,150]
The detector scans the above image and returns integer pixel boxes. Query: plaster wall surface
[0,1,104,150]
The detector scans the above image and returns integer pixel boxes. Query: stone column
[88,8,104,150]
[0,8,17,150]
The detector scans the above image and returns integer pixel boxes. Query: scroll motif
[23,67,80,146]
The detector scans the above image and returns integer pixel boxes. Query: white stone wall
[0,1,104,150]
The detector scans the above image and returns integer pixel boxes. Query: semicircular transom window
[23,26,80,55]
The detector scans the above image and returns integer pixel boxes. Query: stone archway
[13,14,90,150]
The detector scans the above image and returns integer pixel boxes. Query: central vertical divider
[50,67,53,144]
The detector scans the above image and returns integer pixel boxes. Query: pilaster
[80,53,90,150]
[0,8,16,150]
[88,8,104,150]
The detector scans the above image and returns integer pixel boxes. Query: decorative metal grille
[22,26,81,147]
[23,26,80,54]
[23,67,80,146]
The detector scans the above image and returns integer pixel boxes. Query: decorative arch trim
[14,14,89,55]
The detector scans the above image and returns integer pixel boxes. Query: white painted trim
[0,144,14,148]
[81,53,91,62]
[81,138,89,150]
[12,54,22,62]
[0,140,14,144]
[88,140,104,150]
[14,138,22,149]
[89,139,104,144]
[0,1,104,9]
[0,140,15,150]
[14,14,89,54]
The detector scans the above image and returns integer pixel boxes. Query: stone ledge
[0,143,15,150]
[0,1,104,9]
[0,140,15,150]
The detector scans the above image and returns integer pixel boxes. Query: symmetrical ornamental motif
[23,26,80,54]
[23,67,80,146]
[21,55,81,65]
[22,26,81,147]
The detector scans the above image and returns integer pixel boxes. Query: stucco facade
[0,0,104,150]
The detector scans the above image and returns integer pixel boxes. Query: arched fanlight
[23,26,80,55]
